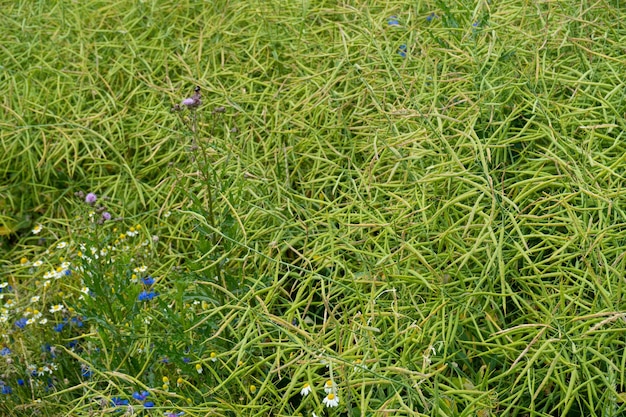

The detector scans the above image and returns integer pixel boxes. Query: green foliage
[2,0,626,416]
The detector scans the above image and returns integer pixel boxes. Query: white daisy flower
[32,224,43,234]
[324,379,336,394]
[133,265,148,273]
[56,242,67,249]
[49,304,65,313]
[300,383,312,396]
[323,393,340,408]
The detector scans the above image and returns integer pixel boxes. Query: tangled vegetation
[1,1,626,416]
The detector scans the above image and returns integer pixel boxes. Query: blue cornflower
[138,290,158,301]
[112,397,129,406]
[182,357,190,363]
[398,44,407,58]
[387,15,400,27]
[426,12,437,22]
[1,385,12,395]
[15,318,28,329]
[144,401,155,409]
[0,347,10,356]
[132,391,150,401]
[53,322,65,332]
[71,316,84,327]
[81,366,93,378]
[141,276,155,286]
[17,379,24,386]
[42,344,57,358]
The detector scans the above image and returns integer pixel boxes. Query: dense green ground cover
[2,1,626,416]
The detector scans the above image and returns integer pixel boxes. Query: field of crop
[2,1,626,416]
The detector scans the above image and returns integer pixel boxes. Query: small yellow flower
[20,257,28,265]
[162,376,169,384]
[195,364,203,374]
[249,385,257,393]
[177,377,184,386]
[210,352,217,362]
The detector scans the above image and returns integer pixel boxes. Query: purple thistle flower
[85,193,97,204]
[102,212,111,221]
[180,86,202,109]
